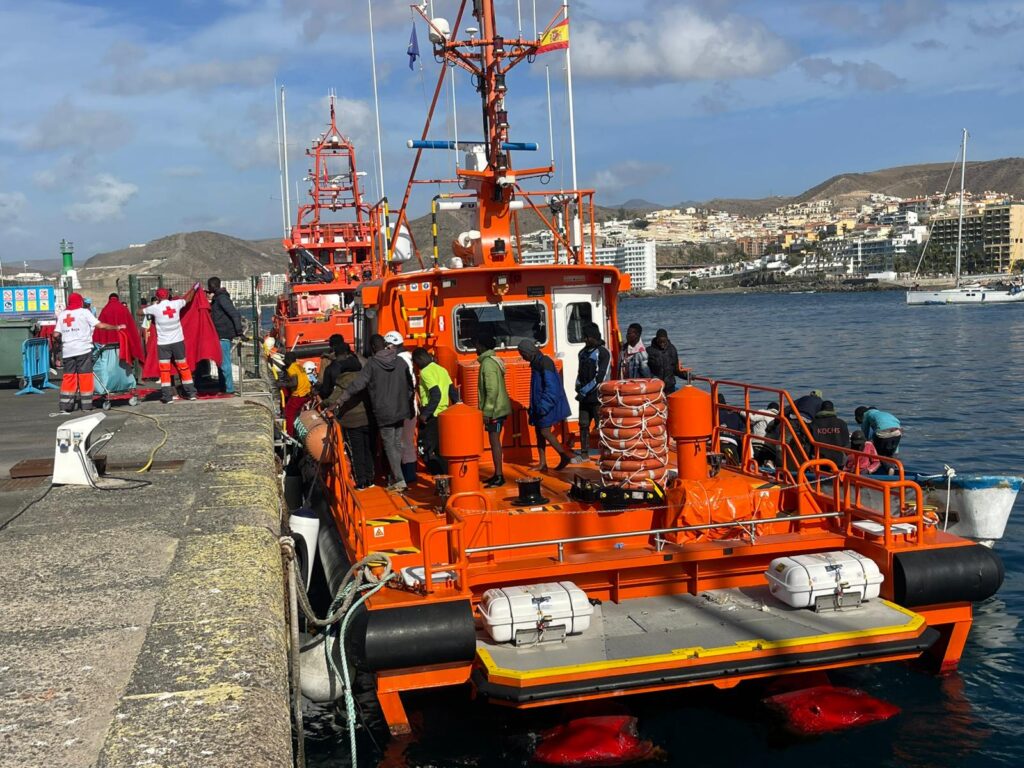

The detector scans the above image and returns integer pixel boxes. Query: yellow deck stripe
[476,600,924,682]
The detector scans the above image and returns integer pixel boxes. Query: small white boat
[848,467,1021,547]
[911,469,1022,545]
[906,285,1024,305]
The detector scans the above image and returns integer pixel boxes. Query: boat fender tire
[893,545,1004,607]
[350,599,476,671]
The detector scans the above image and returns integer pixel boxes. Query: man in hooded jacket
[334,334,413,492]
[207,277,243,394]
[810,400,850,468]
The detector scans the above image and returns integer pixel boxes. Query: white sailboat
[907,128,1024,305]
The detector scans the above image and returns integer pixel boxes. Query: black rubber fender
[349,599,476,671]
[893,545,1004,607]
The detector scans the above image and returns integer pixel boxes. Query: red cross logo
[162,305,177,319]
[63,314,75,327]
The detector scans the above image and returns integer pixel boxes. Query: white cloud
[66,174,138,223]
[813,0,947,37]
[573,6,793,84]
[798,58,905,91]
[21,98,133,155]
[0,191,27,226]
[104,55,279,95]
[592,161,669,195]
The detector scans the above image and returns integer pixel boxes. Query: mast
[955,128,967,286]
[281,86,292,231]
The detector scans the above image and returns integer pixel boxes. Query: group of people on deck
[310,331,456,493]
[721,388,903,475]
[52,277,244,412]
[303,322,685,492]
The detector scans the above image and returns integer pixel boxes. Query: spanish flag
[537,19,569,54]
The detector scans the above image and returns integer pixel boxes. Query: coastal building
[522,240,658,291]
[929,202,1024,272]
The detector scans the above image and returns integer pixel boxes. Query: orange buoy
[295,409,331,464]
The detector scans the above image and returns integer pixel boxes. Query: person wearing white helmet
[384,330,419,484]
[334,333,413,492]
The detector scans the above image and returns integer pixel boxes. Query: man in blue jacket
[575,323,611,457]
[854,405,902,458]
[517,340,577,471]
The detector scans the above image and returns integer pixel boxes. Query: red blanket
[181,289,222,366]
[142,325,160,379]
[141,289,221,378]
[95,298,143,363]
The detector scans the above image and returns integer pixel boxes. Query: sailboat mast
[955,127,967,286]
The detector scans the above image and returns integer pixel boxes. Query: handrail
[445,491,492,522]
[420,523,467,594]
[464,511,844,561]
[840,473,925,549]
[699,375,905,481]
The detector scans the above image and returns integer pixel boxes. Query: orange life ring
[601,407,667,421]
[600,424,667,440]
[598,379,664,397]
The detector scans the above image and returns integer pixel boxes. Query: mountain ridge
[79,157,1024,277]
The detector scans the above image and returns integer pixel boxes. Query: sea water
[308,290,1024,767]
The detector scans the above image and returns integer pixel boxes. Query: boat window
[566,302,592,344]
[454,302,547,351]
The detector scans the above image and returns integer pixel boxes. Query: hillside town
[577,190,1024,290]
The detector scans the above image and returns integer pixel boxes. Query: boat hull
[907,288,1024,305]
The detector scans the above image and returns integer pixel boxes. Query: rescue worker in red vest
[54,293,125,413]
[144,285,200,403]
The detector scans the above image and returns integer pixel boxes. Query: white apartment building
[521,240,658,291]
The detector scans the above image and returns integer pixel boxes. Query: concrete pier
[0,386,292,767]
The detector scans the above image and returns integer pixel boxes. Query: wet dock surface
[0,384,292,767]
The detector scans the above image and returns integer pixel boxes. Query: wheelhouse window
[454,302,547,352]
[566,302,592,343]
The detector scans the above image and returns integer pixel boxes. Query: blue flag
[407,23,420,70]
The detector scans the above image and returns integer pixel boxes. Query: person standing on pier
[144,285,199,403]
[54,292,125,413]
[207,277,243,395]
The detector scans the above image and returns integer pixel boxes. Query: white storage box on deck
[478,581,593,644]
[765,550,883,609]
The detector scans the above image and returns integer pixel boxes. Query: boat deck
[473,586,936,704]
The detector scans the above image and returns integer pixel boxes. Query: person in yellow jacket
[474,334,512,487]
[412,348,456,474]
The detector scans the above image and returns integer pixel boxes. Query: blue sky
[1,0,1022,262]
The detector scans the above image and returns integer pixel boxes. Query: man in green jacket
[475,334,512,487]
[412,347,455,474]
